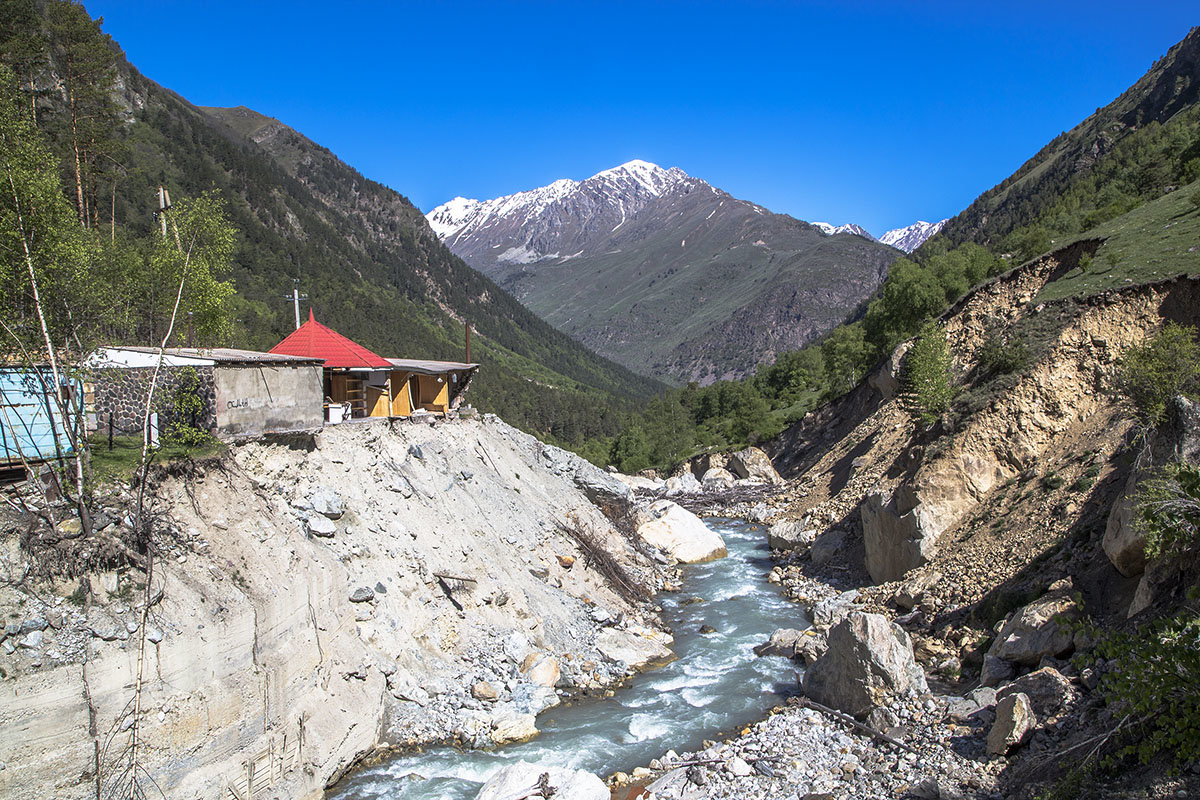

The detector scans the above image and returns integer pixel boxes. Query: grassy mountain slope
[101,69,663,443]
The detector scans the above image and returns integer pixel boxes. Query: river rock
[754,628,805,658]
[490,711,539,745]
[894,571,942,611]
[473,761,607,800]
[802,612,928,718]
[987,692,1035,755]
[726,446,783,484]
[306,514,336,537]
[810,528,847,566]
[811,590,859,633]
[701,467,736,488]
[997,667,1076,718]
[988,588,1080,666]
[309,487,346,519]
[664,472,701,497]
[727,756,753,777]
[596,628,672,670]
[635,500,726,563]
[472,681,499,701]
[767,520,816,551]
[522,654,560,688]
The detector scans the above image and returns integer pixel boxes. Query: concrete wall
[213,365,323,439]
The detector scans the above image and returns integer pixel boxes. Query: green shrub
[901,321,957,425]
[1114,322,1200,428]
[164,366,214,449]
[978,330,1030,376]
[1096,607,1200,767]
[1071,475,1096,493]
[1134,461,1200,560]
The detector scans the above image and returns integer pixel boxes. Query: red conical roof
[269,310,391,369]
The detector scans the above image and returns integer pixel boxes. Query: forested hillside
[0,0,663,449]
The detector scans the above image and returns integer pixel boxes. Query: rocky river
[327,518,800,799]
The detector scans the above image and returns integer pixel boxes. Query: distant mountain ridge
[428,161,900,384]
[879,219,948,252]
[812,221,876,240]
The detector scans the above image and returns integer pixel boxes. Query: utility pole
[284,279,308,330]
[155,186,171,238]
[465,322,471,363]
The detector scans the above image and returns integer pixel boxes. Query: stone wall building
[88,347,324,440]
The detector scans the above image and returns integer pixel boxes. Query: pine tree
[900,320,956,425]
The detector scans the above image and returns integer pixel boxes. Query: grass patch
[1043,472,1066,491]
[1037,178,1200,304]
[88,434,225,487]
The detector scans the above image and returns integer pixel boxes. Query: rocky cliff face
[0,417,670,800]
[428,161,899,384]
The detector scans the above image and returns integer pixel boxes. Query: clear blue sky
[85,1,1195,236]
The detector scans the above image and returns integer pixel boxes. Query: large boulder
[1104,396,1200,578]
[542,443,634,508]
[861,488,941,583]
[988,588,1081,666]
[726,447,783,484]
[767,519,816,551]
[810,590,860,633]
[997,667,1077,719]
[701,467,735,488]
[754,628,805,658]
[810,528,847,566]
[664,472,701,497]
[986,693,1035,756]
[802,612,928,718]
[490,711,539,745]
[474,762,608,800]
[595,628,673,671]
[1103,470,1148,577]
[635,500,727,563]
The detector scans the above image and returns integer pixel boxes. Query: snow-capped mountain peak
[813,221,877,241]
[879,219,948,253]
[426,196,481,239]
[425,160,698,248]
[591,159,679,197]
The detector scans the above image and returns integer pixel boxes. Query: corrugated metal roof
[103,346,322,365]
[270,311,392,369]
[385,358,479,376]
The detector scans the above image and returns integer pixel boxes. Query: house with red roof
[270,311,478,422]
